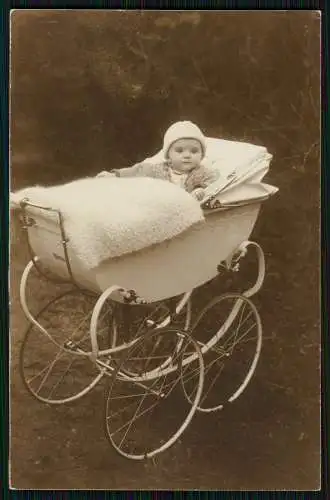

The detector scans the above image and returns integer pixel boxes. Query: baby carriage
[11,137,278,460]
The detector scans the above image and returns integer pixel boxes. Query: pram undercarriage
[17,202,265,460]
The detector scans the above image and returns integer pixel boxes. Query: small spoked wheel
[104,327,204,460]
[181,293,262,412]
[20,289,113,404]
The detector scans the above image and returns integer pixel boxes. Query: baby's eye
[191,147,199,154]
[175,147,183,153]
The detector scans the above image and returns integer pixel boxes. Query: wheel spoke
[115,379,161,445]
[109,391,153,401]
[228,321,258,350]
[221,307,251,350]
[26,348,66,385]
[33,349,66,395]
[110,398,161,441]
[228,302,246,354]
[200,359,225,405]
[46,357,76,398]
[182,351,225,403]
[107,397,149,421]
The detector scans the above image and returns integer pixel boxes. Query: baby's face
[167,139,203,173]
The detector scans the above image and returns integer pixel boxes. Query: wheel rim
[181,293,262,412]
[104,328,204,460]
[19,290,112,404]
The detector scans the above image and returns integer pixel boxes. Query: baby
[97,121,220,201]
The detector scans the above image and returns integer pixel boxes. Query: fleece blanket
[11,176,205,269]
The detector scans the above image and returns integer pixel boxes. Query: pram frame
[16,191,267,459]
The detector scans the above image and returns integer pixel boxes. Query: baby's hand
[192,188,205,201]
[96,170,116,178]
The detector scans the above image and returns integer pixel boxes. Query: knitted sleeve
[112,162,156,178]
[200,166,221,187]
[188,166,220,191]
[112,162,167,180]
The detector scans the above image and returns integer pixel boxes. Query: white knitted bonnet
[163,121,206,158]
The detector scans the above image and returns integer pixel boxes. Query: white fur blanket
[11,176,205,269]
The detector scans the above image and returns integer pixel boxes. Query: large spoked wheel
[104,327,204,460]
[181,293,262,413]
[20,289,113,404]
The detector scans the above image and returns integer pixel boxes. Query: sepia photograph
[9,9,321,490]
